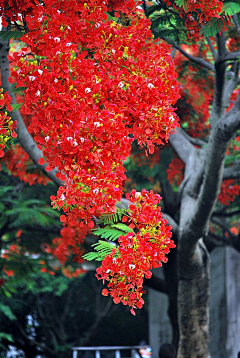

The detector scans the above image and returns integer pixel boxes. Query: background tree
[1,1,240,358]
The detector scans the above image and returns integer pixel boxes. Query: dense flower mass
[43,222,90,277]
[7,0,179,227]
[96,189,175,314]
[0,0,179,308]
[0,89,16,157]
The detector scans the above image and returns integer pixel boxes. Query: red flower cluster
[46,222,90,266]
[0,89,16,157]
[218,179,240,206]
[96,189,175,314]
[8,0,179,227]
[0,0,38,26]
[167,157,184,186]
[4,144,50,185]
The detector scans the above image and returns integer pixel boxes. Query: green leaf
[10,83,27,93]
[83,240,117,261]
[92,227,123,241]
[0,30,24,40]
[11,103,23,112]
[200,16,231,37]
[0,332,14,343]
[222,2,240,16]
[174,0,187,10]
[111,223,134,233]
[0,303,16,320]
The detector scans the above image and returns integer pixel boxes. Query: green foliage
[83,240,118,261]
[83,208,133,261]
[10,82,28,94]
[0,303,16,320]
[200,2,240,37]
[5,198,59,229]
[0,30,24,40]
[98,207,125,225]
[11,103,23,112]
[92,224,133,242]
[174,0,187,10]
[223,1,240,16]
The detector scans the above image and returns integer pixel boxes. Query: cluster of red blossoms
[8,0,179,228]
[0,89,17,158]
[4,145,50,185]
[218,180,240,206]
[96,189,175,314]
[167,157,184,186]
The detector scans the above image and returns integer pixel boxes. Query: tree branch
[210,32,227,126]
[161,36,215,72]
[184,110,240,245]
[0,33,62,186]
[169,127,195,164]
[143,274,167,293]
[223,162,240,180]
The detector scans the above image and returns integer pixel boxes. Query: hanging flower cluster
[47,223,89,266]
[218,179,240,206]
[4,144,50,185]
[0,89,16,157]
[0,0,38,25]
[8,0,179,227]
[96,189,175,314]
[167,156,184,186]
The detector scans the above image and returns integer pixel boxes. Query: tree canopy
[1,0,240,357]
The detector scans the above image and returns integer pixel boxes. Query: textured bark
[177,241,210,358]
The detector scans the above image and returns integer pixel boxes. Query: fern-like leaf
[83,240,117,261]
[200,16,231,37]
[222,2,240,16]
[11,103,23,112]
[0,30,24,40]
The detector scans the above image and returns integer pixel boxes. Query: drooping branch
[223,161,240,180]
[206,37,217,61]
[143,274,167,293]
[0,34,62,186]
[161,36,215,72]
[184,109,240,245]
[169,127,195,163]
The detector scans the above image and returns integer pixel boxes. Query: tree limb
[223,162,240,180]
[184,110,240,245]
[210,32,227,126]
[169,127,195,163]
[161,36,215,72]
[143,274,167,293]
[0,33,63,186]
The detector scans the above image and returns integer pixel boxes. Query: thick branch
[0,35,62,186]
[184,110,240,245]
[169,127,195,164]
[223,51,240,62]
[210,32,227,125]
[223,162,240,180]
[143,274,167,293]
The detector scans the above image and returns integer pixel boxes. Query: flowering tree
[1,0,240,357]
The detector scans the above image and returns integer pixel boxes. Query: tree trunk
[177,241,210,358]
